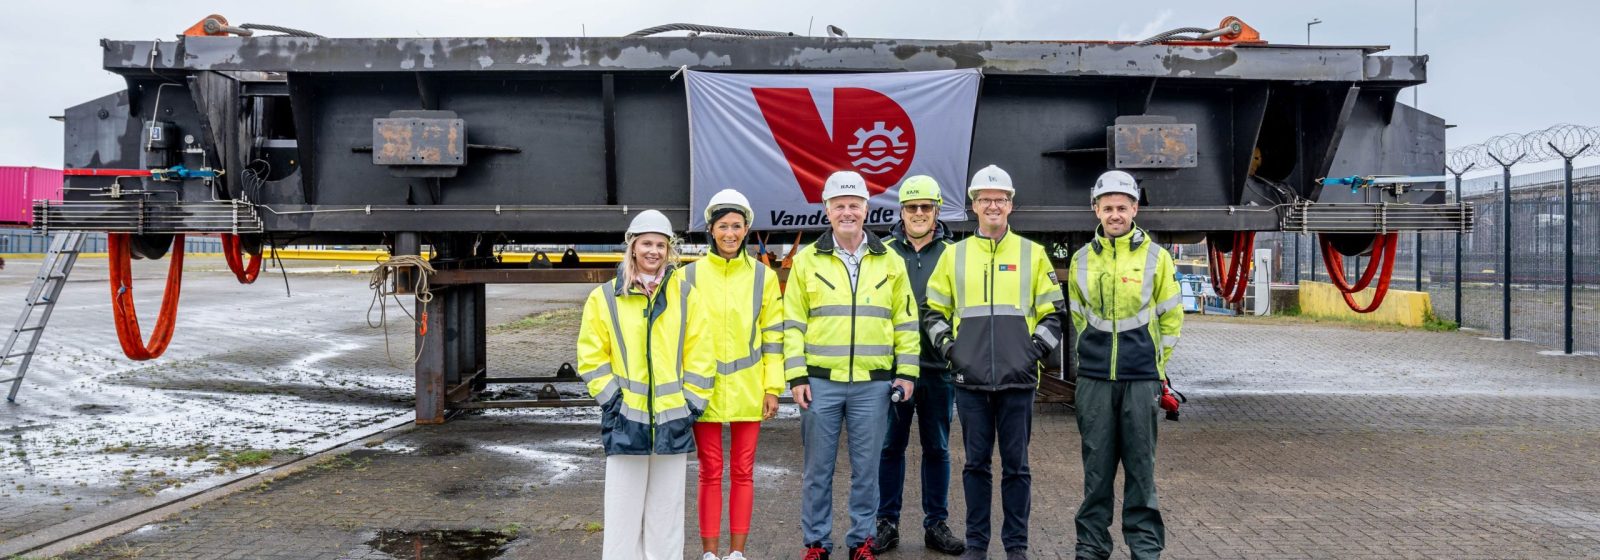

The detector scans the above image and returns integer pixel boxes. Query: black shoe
[801,542,831,560]
[1004,548,1029,560]
[923,521,965,555]
[872,519,899,553]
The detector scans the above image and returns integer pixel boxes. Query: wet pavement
[0,256,589,553]
[3,269,1599,558]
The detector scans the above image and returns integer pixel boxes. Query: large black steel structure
[44,20,1469,422]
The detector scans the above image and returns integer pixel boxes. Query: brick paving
[28,313,1600,559]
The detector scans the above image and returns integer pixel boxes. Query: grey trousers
[800,378,891,550]
[1074,377,1165,560]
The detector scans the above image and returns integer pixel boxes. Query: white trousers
[603,453,688,560]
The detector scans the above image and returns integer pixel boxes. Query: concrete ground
[2,263,1598,559]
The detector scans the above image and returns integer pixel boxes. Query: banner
[686,69,981,230]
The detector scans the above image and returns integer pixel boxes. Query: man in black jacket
[924,165,1066,560]
[874,176,965,555]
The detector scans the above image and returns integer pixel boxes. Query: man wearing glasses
[923,165,1066,560]
[873,176,965,555]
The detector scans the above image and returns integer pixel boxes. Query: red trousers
[693,421,760,538]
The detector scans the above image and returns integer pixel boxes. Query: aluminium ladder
[3,231,87,402]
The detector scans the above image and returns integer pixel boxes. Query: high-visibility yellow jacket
[1065,225,1183,381]
[924,228,1065,390]
[577,266,716,455]
[783,231,920,386]
[684,252,784,423]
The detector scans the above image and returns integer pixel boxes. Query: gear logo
[847,122,911,176]
[752,87,918,202]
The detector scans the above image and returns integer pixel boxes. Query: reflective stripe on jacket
[783,231,920,386]
[1066,225,1183,381]
[884,220,955,368]
[576,266,716,455]
[685,252,785,423]
[924,228,1065,391]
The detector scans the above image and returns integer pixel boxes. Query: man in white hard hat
[785,170,920,560]
[1067,170,1182,560]
[924,165,1065,560]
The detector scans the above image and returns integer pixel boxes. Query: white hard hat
[626,209,675,238]
[968,165,1015,198]
[704,188,754,224]
[822,171,869,201]
[1090,170,1141,203]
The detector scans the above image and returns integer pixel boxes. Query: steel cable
[626,23,795,38]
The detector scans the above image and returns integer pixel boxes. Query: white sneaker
[723,552,746,560]
[701,553,719,560]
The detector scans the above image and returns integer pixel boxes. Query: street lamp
[1307,18,1322,45]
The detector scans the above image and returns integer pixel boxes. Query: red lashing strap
[220,234,262,284]
[1319,233,1399,313]
[1207,232,1256,304]
[108,233,186,360]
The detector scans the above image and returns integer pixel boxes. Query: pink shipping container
[0,166,64,225]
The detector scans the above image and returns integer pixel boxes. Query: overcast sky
[2,0,1594,177]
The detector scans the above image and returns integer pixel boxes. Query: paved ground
[0,256,584,553]
[4,272,1599,559]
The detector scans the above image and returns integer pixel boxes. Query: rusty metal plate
[1112,123,1198,168]
[372,115,465,166]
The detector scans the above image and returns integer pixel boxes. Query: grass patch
[489,308,582,334]
[1422,309,1459,332]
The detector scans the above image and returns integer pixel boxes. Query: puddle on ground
[365,528,516,560]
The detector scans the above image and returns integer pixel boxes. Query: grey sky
[2,0,1594,178]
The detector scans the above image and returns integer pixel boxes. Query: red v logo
[752,87,917,203]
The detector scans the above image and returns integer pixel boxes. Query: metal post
[1414,232,1423,291]
[1446,165,1472,327]
[1293,233,1301,284]
[1548,142,1592,354]
[1486,155,1524,340]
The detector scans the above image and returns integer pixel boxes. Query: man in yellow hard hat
[873,175,965,555]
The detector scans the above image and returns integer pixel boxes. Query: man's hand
[762,393,780,420]
[792,385,812,410]
[892,378,915,402]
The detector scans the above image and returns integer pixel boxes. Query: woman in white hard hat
[576,209,717,560]
[685,189,784,560]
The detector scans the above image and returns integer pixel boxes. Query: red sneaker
[802,543,831,560]
[850,537,878,560]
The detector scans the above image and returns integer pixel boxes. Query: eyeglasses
[901,203,938,214]
[974,197,1012,207]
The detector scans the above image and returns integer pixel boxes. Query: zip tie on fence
[367,255,436,366]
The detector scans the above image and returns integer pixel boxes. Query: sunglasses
[901,203,938,214]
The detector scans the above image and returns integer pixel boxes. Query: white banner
[686,69,981,230]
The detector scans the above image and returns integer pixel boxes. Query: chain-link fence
[1234,162,1600,355]
[0,228,224,254]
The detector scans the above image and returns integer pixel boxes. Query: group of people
[576,166,1184,560]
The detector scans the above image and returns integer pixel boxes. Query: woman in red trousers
[683,189,784,560]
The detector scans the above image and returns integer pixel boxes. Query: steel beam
[105,37,1421,84]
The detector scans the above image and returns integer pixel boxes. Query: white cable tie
[365,204,372,215]
[669,65,689,81]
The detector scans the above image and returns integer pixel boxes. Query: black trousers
[954,387,1034,552]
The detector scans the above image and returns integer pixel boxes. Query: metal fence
[1249,163,1600,355]
[0,228,224,254]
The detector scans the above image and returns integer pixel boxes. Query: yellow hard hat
[897,175,942,206]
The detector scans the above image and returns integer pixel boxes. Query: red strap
[220,234,262,284]
[63,168,153,177]
[108,233,185,360]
